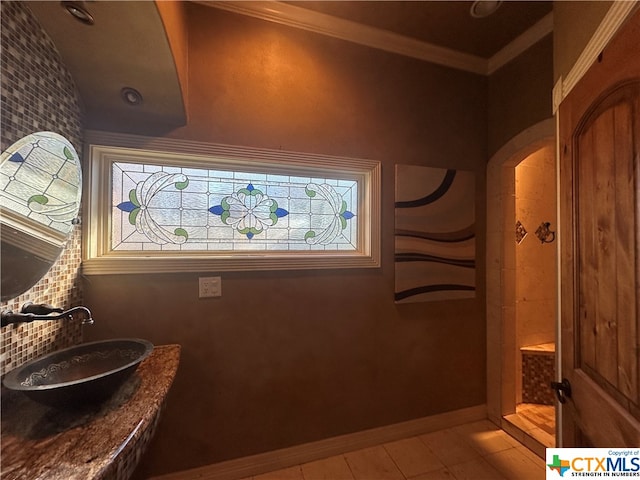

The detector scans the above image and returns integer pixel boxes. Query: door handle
[550,378,572,404]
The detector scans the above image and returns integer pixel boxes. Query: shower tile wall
[521,344,555,405]
[0,1,84,376]
[514,145,557,401]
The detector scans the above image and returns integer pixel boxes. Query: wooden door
[558,10,640,447]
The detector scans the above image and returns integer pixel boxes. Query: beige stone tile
[452,420,521,456]
[383,436,445,478]
[522,429,546,458]
[517,403,556,435]
[226,422,546,480]
[501,418,527,444]
[344,446,404,480]
[517,444,546,464]
[418,429,481,467]
[408,467,455,480]
[253,465,304,480]
[484,446,545,480]
[503,412,538,432]
[301,455,354,480]
[448,457,508,480]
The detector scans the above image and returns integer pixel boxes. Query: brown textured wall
[488,35,554,158]
[553,1,613,82]
[83,5,488,477]
[169,6,488,166]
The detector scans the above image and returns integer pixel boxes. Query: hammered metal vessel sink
[3,338,153,408]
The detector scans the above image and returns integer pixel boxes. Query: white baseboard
[151,404,487,480]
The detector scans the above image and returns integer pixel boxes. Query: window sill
[81,252,380,275]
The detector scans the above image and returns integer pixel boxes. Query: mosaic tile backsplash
[0,1,85,376]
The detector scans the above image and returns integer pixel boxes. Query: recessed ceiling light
[121,87,143,107]
[470,0,502,18]
[60,1,95,26]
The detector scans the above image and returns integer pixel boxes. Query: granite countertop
[1,344,181,480]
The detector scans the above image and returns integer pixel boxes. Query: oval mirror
[0,132,82,301]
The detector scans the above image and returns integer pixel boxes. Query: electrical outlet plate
[199,276,221,298]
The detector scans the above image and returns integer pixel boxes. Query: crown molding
[558,0,638,106]
[197,0,487,74]
[552,76,564,115]
[487,12,553,74]
[196,1,554,76]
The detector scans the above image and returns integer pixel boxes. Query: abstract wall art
[395,165,476,303]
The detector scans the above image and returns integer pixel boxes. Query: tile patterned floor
[240,420,546,480]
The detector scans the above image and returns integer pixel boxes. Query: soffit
[26,1,186,135]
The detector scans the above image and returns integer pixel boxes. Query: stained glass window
[0,131,81,239]
[84,134,380,274]
[111,162,358,252]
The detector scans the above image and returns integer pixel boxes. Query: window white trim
[83,131,381,274]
